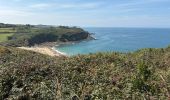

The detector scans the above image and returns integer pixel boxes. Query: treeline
[0,23,79,29]
[0,23,17,28]
[0,23,34,28]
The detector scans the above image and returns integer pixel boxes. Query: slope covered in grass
[0,46,170,99]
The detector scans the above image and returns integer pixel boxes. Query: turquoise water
[55,27,170,56]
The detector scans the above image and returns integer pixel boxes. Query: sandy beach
[18,46,67,57]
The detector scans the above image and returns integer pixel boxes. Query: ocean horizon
[55,27,170,56]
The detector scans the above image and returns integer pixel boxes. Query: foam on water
[55,27,170,56]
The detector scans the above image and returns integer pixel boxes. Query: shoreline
[18,46,67,57]
[51,47,67,56]
[17,37,95,57]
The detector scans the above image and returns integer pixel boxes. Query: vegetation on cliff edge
[0,46,170,99]
[0,23,92,47]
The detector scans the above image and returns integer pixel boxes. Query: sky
[0,0,170,27]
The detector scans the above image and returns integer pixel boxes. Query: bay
[55,27,170,56]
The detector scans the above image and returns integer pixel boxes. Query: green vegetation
[0,28,16,33]
[1,23,170,99]
[0,23,92,47]
[0,23,18,28]
[0,33,14,42]
[0,46,170,99]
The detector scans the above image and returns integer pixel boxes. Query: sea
[54,27,170,56]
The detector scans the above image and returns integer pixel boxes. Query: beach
[18,46,67,57]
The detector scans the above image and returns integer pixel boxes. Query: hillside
[0,46,170,99]
[0,23,92,47]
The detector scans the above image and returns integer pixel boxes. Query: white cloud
[60,3,101,9]
[0,6,34,17]
[114,0,169,8]
[0,0,169,27]
[28,2,102,10]
[12,0,22,2]
[29,3,52,9]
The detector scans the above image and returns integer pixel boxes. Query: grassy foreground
[0,46,170,99]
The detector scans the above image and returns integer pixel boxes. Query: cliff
[0,23,93,47]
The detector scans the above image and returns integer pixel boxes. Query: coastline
[18,46,67,57]
[16,36,95,57]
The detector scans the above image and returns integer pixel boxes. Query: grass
[0,33,13,42]
[0,28,16,33]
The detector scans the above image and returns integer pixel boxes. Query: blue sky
[0,0,170,27]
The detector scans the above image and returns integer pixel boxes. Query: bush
[0,46,10,55]
[0,46,170,99]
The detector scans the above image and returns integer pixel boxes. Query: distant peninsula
[0,23,93,47]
